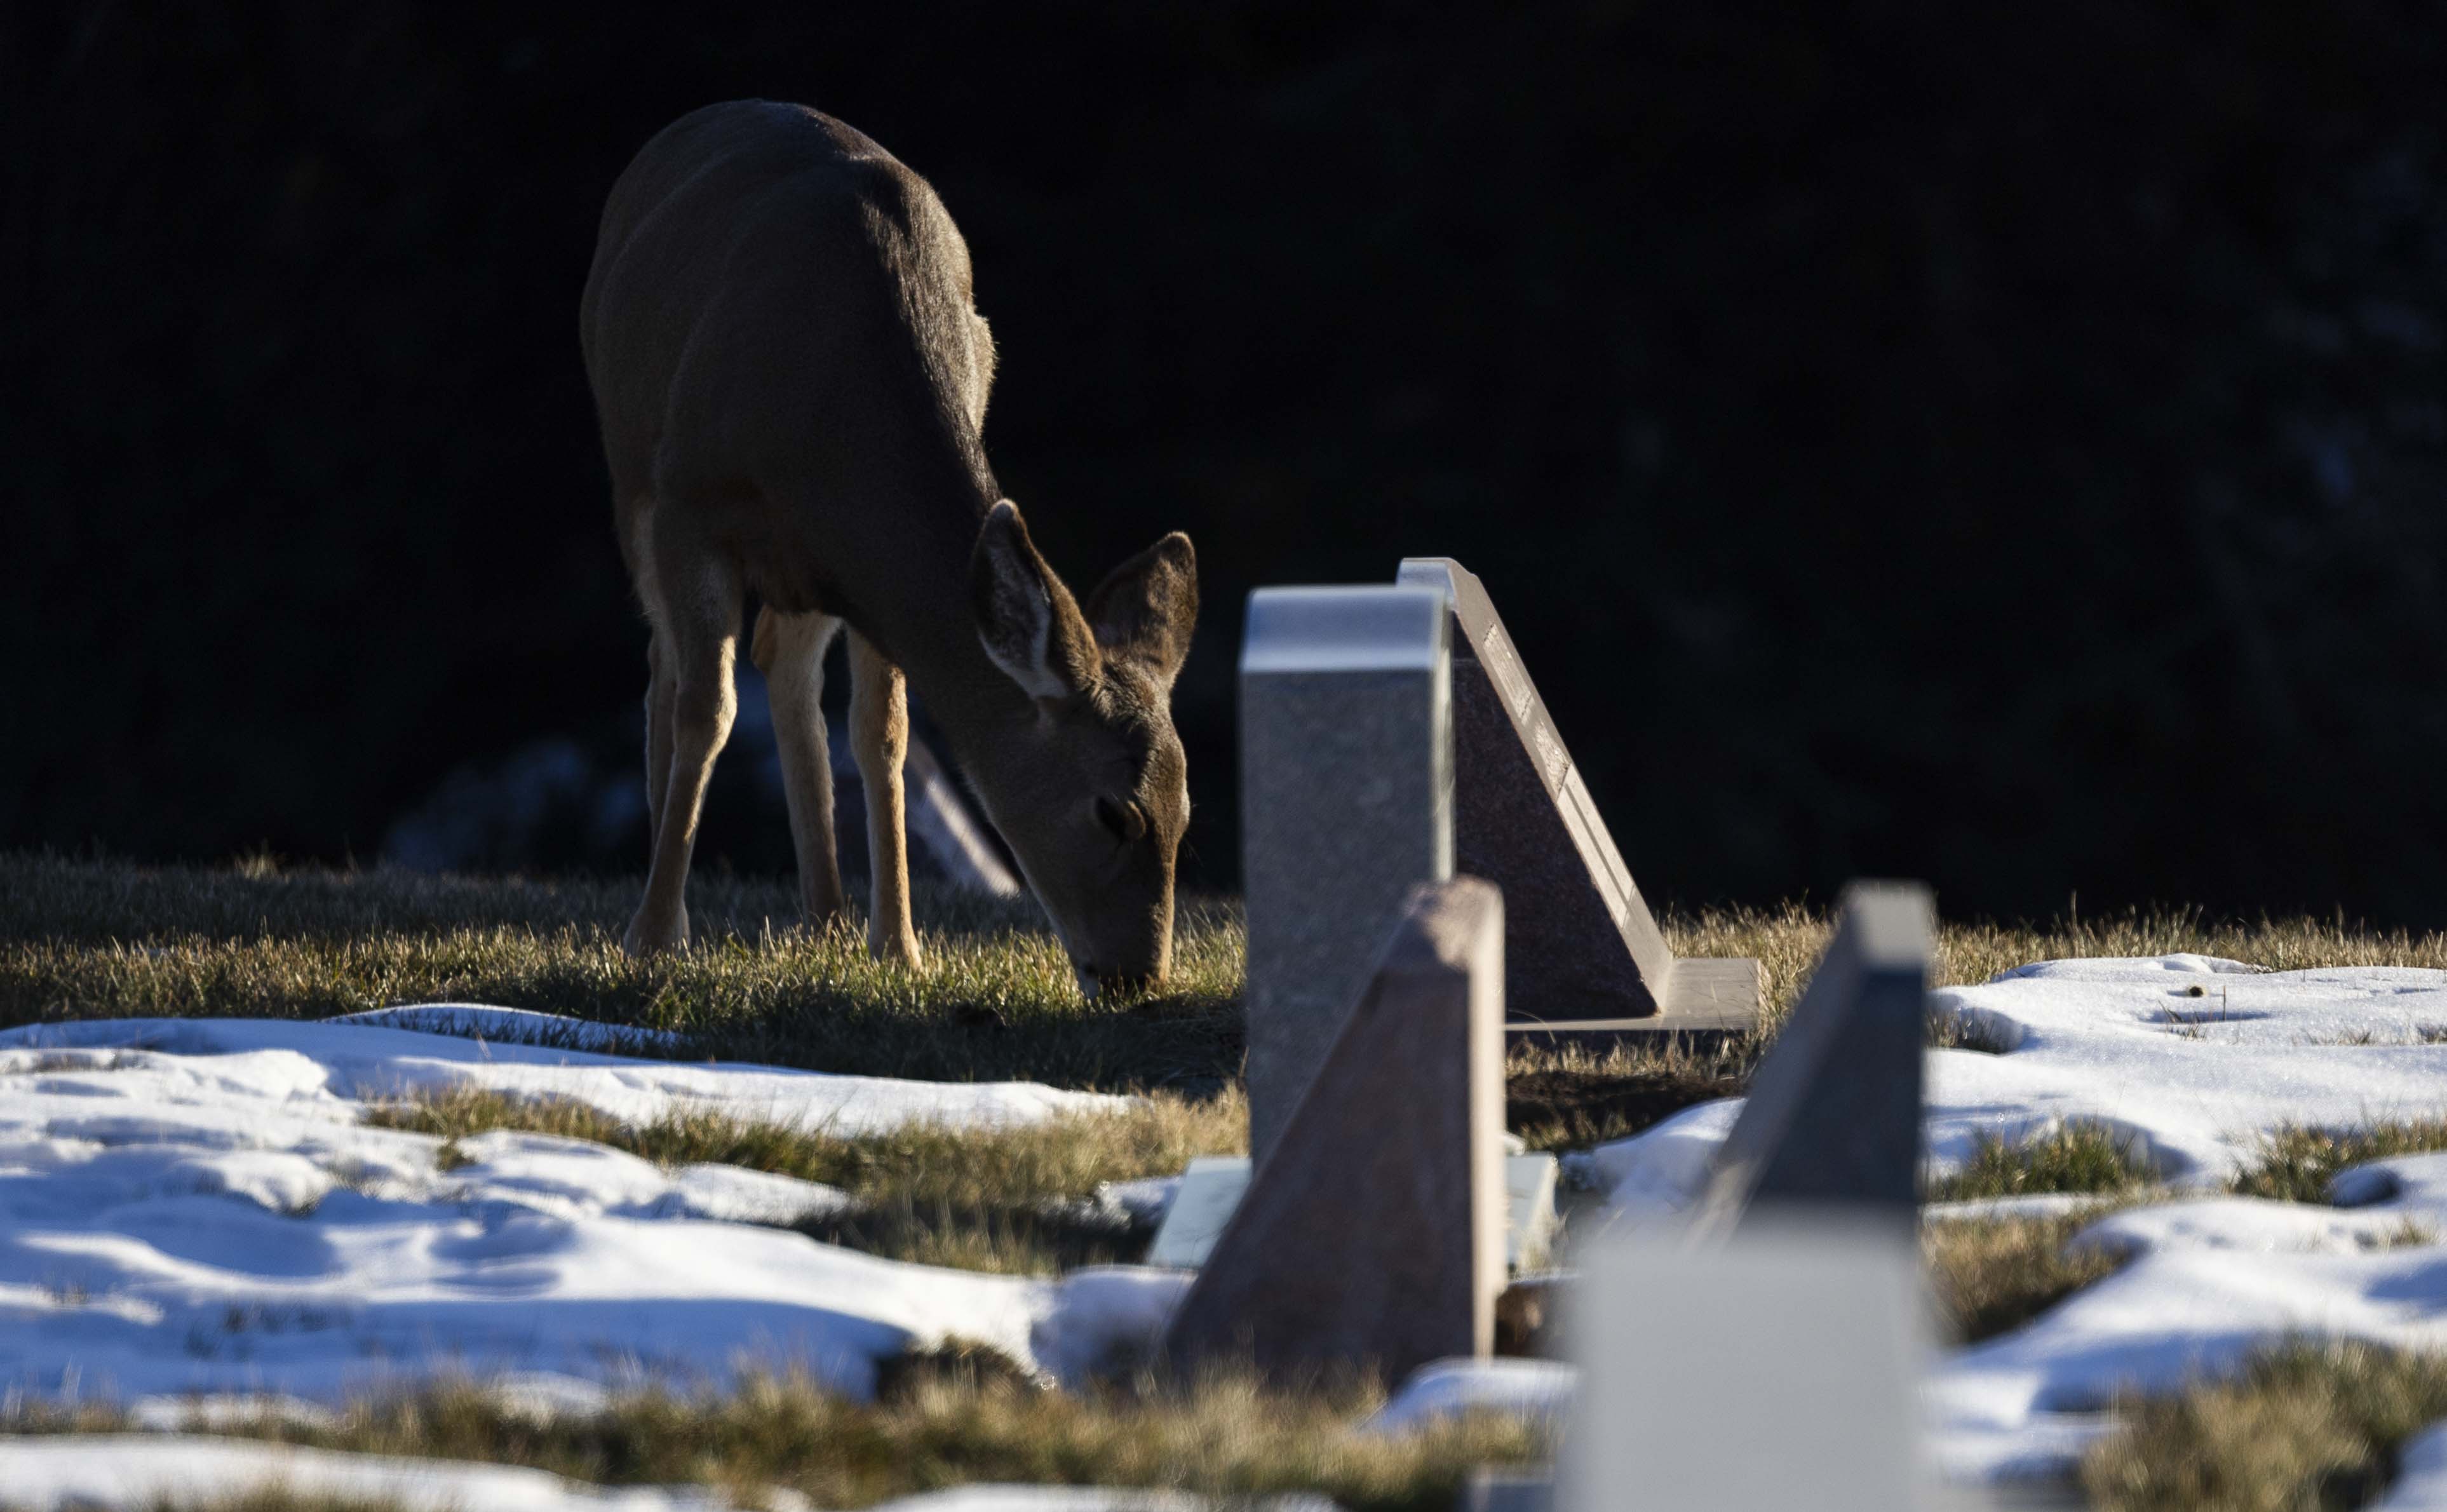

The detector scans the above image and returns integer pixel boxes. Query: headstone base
[1503,955,1763,1044]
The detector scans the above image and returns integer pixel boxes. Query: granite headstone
[1395,558,1761,1034]
[1163,878,1506,1383]
[1240,584,1453,1163]
[1689,879,1933,1238]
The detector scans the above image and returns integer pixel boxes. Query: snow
[18,957,2447,1496]
[2376,1422,2447,1511]
[1570,957,2447,1487]
[0,1434,742,1511]
[0,1011,1165,1408]
[1367,1356,1575,1434]
[1,1014,1126,1137]
[866,1489,1333,1511]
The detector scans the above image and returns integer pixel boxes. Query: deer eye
[1094,794,1149,842]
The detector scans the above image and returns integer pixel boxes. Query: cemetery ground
[10,853,2447,1508]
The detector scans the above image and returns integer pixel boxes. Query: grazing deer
[580,101,1198,994]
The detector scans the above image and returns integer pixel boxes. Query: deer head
[970,500,1197,996]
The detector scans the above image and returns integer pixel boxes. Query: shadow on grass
[0,853,1245,1093]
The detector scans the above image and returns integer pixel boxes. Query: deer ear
[971,500,1101,701]
[1084,532,1198,687]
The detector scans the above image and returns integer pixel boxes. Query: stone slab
[1241,584,1454,1163]
[1143,1156,1253,1271]
[1396,558,1758,1027]
[1458,1471,1554,1512]
[1500,956,1766,1044]
[1556,1217,1937,1512]
[1163,879,1505,1382]
[1145,1153,1560,1274]
[1690,880,1933,1238]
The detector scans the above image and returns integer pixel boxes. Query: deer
[579,101,1199,997]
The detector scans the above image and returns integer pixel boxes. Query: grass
[2083,1340,2447,1512]
[1927,1126,2160,1203]
[368,1083,1247,1272]
[17,851,2445,1109]
[1923,1208,2134,1344]
[2232,1119,2447,1205]
[0,1370,1549,1512]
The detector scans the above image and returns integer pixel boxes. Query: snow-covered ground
[0,1013,1182,1409]
[11,955,2447,1500]
[0,1434,1326,1512]
[1567,955,2447,1487]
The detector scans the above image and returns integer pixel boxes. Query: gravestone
[1241,584,1454,1163]
[1554,1217,1937,1512]
[1395,558,1762,1035]
[1689,879,1933,1238]
[1163,878,1506,1383]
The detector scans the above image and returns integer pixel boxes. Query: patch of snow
[1092,1175,1181,1229]
[1922,1194,2122,1225]
[1030,1267,1194,1385]
[0,1433,746,1511]
[1589,958,2447,1224]
[1366,1356,1577,1434]
[331,1004,693,1054]
[2375,1421,2447,1511]
[868,1490,1331,1512]
[0,1011,1164,1405]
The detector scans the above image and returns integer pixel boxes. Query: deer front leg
[849,631,923,968]
[624,562,741,958]
[642,631,675,835]
[752,604,849,929]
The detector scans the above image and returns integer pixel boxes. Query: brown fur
[580,101,1197,989]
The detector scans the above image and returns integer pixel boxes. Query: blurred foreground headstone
[1241,584,1453,1163]
[1396,557,1762,1039]
[1556,1218,1936,1512]
[1690,879,1933,1238]
[1164,878,1504,1382]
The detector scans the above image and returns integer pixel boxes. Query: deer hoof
[623,906,689,959]
[870,931,924,971]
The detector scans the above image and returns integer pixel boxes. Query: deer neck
[843,496,1040,799]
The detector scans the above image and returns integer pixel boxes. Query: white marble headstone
[1557,1217,1938,1512]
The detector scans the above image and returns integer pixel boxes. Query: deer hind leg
[624,551,742,959]
[849,631,923,968]
[751,604,849,929]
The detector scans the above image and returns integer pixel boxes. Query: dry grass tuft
[2083,1340,2447,1512]
[1928,1126,2159,1203]
[17,1371,1547,1512]
[2230,1119,2447,1205]
[1923,1208,2133,1344]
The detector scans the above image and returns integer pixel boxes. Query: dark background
[8,3,2446,924]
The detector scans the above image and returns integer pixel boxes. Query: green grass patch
[8,1370,1547,1512]
[368,1083,1247,1273]
[0,852,1245,1091]
[1926,1126,2159,1203]
[11,850,2447,1119]
[2083,1340,2447,1512]
[2230,1119,2447,1205]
